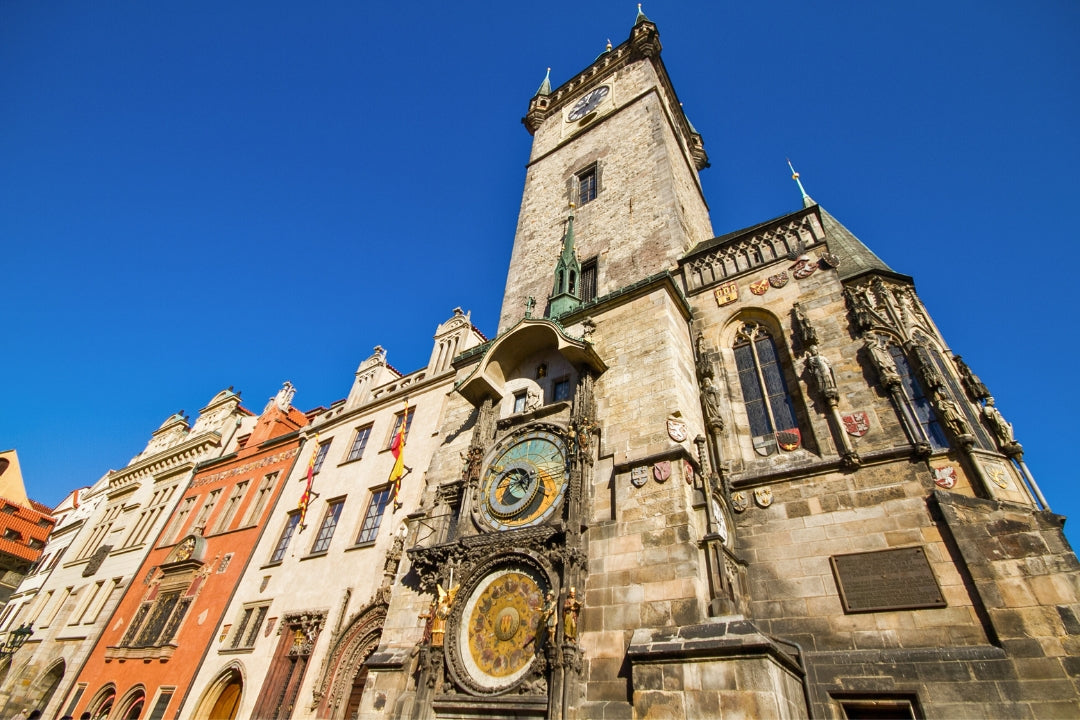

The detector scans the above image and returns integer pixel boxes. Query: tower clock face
[566,85,610,121]
[480,430,568,530]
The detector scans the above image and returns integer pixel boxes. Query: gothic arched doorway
[190,664,244,720]
[33,658,65,711]
[313,602,385,719]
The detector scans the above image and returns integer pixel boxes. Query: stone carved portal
[445,557,553,696]
[314,603,386,719]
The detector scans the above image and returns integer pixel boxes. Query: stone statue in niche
[525,387,542,412]
[911,344,945,391]
[982,397,1015,446]
[845,287,873,331]
[863,334,901,388]
[933,390,970,439]
[701,375,724,432]
[792,302,818,348]
[953,355,990,401]
[695,331,714,380]
[804,345,838,399]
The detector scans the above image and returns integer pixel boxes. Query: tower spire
[535,67,552,97]
[787,159,815,208]
[635,3,650,25]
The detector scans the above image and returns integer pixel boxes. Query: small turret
[547,205,582,318]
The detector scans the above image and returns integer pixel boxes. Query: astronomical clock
[408,319,606,717]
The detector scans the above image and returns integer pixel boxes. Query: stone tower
[391,10,1080,720]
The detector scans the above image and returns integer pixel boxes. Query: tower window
[890,346,948,450]
[580,257,598,302]
[574,164,599,206]
[733,323,799,454]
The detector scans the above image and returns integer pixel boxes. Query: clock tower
[499,10,711,332]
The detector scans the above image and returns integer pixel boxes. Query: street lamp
[0,624,32,657]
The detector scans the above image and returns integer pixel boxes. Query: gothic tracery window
[733,323,799,454]
[889,345,948,450]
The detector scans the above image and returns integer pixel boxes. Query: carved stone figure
[563,587,582,642]
[954,355,990,401]
[933,390,969,438]
[541,591,558,645]
[701,375,724,432]
[525,387,542,412]
[864,334,901,388]
[982,397,1015,446]
[805,345,837,399]
[845,288,873,331]
[695,331,714,379]
[792,302,818,347]
[430,583,459,647]
[912,344,944,391]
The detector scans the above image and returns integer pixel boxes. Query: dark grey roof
[816,205,895,280]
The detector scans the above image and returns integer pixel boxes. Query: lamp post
[0,624,32,657]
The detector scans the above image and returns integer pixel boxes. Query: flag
[297,433,319,533]
[388,400,412,512]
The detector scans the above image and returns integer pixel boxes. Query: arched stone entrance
[313,602,386,719]
[113,685,145,720]
[32,658,65,711]
[190,664,244,720]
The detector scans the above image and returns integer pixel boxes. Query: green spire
[548,205,583,318]
[635,3,650,25]
[536,67,551,97]
[787,158,814,208]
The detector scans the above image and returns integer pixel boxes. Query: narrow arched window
[889,346,948,450]
[734,323,799,453]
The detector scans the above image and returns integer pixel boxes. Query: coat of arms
[631,466,649,488]
[653,461,671,483]
[714,282,739,306]
[768,272,789,288]
[731,491,749,513]
[818,252,840,269]
[776,428,801,451]
[667,418,688,442]
[754,487,773,508]
[985,461,1011,489]
[684,460,695,485]
[842,412,870,437]
[750,279,769,295]
[932,466,957,489]
[790,258,817,280]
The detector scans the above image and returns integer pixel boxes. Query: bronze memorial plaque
[830,546,946,613]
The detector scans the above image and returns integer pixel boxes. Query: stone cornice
[107,431,222,496]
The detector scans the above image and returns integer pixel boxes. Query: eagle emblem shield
[842,412,870,437]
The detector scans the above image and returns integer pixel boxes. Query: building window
[310,499,345,554]
[243,473,277,527]
[190,489,222,536]
[231,603,270,649]
[346,426,373,462]
[356,488,392,545]
[146,689,175,720]
[312,441,332,474]
[580,257,598,302]
[890,346,948,450]
[734,323,799,454]
[212,481,248,535]
[386,410,414,448]
[513,391,528,414]
[164,497,197,545]
[575,164,599,206]
[269,512,301,564]
[553,378,572,403]
[839,696,918,720]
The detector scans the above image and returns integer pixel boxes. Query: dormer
[428,308,487,376]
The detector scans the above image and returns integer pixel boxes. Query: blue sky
[3,2,1078,544]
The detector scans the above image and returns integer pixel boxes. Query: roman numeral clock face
[480,430,569,530]
[566,85,610,122]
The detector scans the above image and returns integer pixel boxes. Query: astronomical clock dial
[480,430,568,530]
[566,85,610,121]
[454,564,549,693]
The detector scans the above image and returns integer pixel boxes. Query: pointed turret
[635,3,651,25]
[547,206,582,318]
[535,67,551,97]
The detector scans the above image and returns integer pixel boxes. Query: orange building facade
[66,384,308,720]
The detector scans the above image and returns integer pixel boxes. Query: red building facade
[67,385,308,720]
